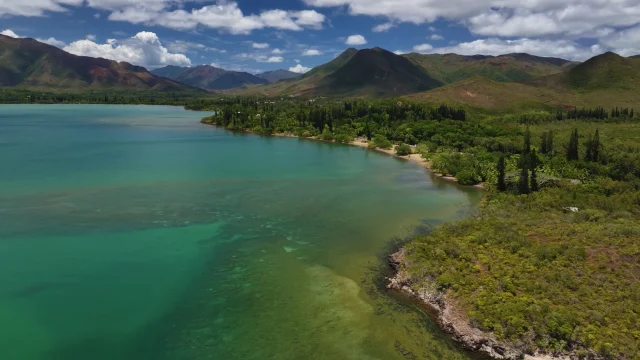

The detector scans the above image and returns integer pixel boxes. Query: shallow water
[0,105,482,360]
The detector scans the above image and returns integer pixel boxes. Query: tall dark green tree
[518,167,530,195]
[586,129,601,162]
[497,155,507,192]
[567,128,579,161]
[547,130,554,156]
[523,127,531,154]
[540,132,548,154]
[530,149,539,192]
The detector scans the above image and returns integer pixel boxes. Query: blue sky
[2,0,640,74]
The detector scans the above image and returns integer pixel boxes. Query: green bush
[455,170,480,185]
[372,134,392,149]
[396,144,412,156]
[321,125,334,141]
[334,133,354,144]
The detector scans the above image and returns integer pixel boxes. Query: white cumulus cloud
[106,2,326,35]
[1,29,20,38]
[426,38,603,60]
[302,49,322,56]
[1,29,65,48]
[63,31,191,68]
[345,34,367,45]
[372,22,394,32]
[252,42,269,49]
[412,43,433,53]
[272,48,285,54]
[289,63,311,73]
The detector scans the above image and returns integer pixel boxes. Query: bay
[0,105,482,360]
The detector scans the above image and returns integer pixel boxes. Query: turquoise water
[0,105,482,360]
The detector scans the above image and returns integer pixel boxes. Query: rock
[563,207,579,213]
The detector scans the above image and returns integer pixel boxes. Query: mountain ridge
[0,34,201,92]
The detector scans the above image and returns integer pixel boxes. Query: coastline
[247,128,484,188]
[386,250,597,360]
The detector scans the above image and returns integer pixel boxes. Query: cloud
[599,25,640,57]
[86,34,97,41]
[0,0,83,17]
[289,64,311,73]
[272,48,285,54]
[303,0,640,39]
[345,34,367,45]
[264,56,284,63]
[252,42,269,49]
[63,31,191,68]
[426,37,602,60]
[430,34,443,40]
[237,53,285,63]
[165,40,225,53]
[1,29,64,47]
[372,22,394,32]
[412,43,433,53]
[106,2,326,35]
[37,37,66,47]
[302,49,322,56]
[1,29,20,38]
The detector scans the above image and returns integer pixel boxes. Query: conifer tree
[518,167,530,195]
[540,132,548,154]
[497,155,507,192]
[530,149,539,192]
[567,129,579,161]
[523,127,531,154]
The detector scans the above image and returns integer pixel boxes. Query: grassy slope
[404,53,574,84]
[404,53,640,112]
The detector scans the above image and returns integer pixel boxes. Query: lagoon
[0,105,482,360]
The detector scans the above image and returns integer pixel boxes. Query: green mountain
[321,47,443,96]
[405,52,640,111]
[0,35,200,92]
[403,52,574,84]
[235,47,442,97]
[560,52,640,91]
[256,70,299,83]
[151,65,267,90]
[150,65,190,79]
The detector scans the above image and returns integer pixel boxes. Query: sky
[2,0,640,74]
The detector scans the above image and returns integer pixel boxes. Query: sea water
[0,105,482,360]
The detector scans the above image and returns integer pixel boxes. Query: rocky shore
[386,249,599,360]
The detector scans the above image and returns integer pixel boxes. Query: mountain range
[0,34,201,92]
[1,34,639,111]
[151,66,299,90]
[235,47,580,98]
[236,48,640,111]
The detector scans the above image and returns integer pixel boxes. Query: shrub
[456,170,480,185]
[334,133,354,144]
[372,134,393,149]
[396,144,412,156]
[321,125,334,141]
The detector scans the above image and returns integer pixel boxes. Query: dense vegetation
[196,96,639,358]
[0,88,207,105]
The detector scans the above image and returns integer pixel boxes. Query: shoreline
[386,250,597,360]
[266,131,484,188]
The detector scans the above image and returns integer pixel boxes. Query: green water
[0,105,482,360]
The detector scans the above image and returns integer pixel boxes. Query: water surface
[0,105,482,360]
